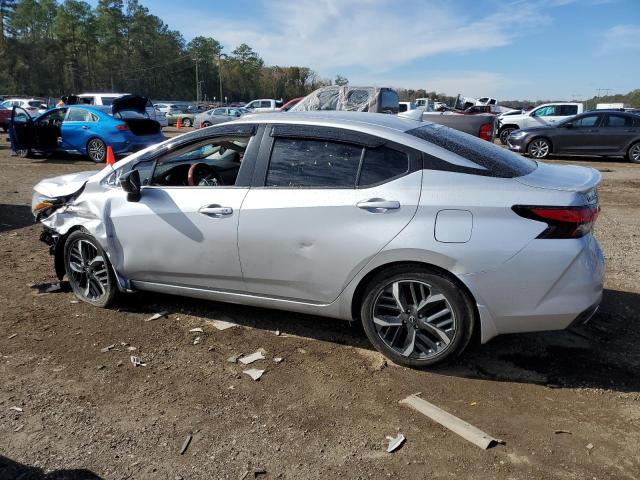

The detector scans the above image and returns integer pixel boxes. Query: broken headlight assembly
[31,193,64,220]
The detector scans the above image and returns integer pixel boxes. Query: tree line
[0,0,331,102]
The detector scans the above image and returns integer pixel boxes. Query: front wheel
[500,127,516,145]
[87,137,107,163]
[201,121,211,128]
[64,231,118,308]
[181,117,192,127]
[527,138,551,159]
[360,268,474,368]
[628,142,640,164]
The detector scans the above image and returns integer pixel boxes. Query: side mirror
[119,169,141,202]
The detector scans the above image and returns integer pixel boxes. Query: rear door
[61,108,99,151]
[238,124,422,303]
[601,113,638,154]
[9,107,35,151]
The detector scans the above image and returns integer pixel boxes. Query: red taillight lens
[512,205,600,239]
[479,122,493,141]
[116,124,129,131]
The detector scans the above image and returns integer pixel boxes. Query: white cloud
[597,24,640,55]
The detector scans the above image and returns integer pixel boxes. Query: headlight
[31,193,62,218]
[509,130,527,139]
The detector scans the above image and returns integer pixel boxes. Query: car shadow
[0,455,102,479]
[118,287,640,392]
[0,204,34,232]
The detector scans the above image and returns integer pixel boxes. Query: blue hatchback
[9,95,165,162]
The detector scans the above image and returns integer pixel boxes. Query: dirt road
[1,129,639,479]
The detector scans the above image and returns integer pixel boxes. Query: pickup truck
[497,102,583,144]
[421,110,496,141]
[244,99,283,113]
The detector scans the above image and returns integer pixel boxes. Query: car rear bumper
[462,234,605,342]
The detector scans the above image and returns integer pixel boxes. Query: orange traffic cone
[106,145,116,165]
[176,115,182,129]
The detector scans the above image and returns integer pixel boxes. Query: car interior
[147,136,249,187]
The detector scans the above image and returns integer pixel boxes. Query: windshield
[407,124,537,178]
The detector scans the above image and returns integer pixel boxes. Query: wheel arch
[499,123,519,133]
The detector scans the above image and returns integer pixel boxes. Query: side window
[573,115,600,127]
[557,105,578,116]
[379,89,399,113]
[358,146,409,187]
[36,109,66,125]
[604,114,632,127]
[66,108,96,122]
[532,106,556,117]
[133,159,155,186]
[266,138,362,188]
[260,101,272,108]
[213,108,225,115]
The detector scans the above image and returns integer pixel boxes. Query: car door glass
[573,115,599,127]
[604,115,632,127]
[260,101,272,108]
[36,109,66,126]
[358,146,409,187]
[557,105,578,116]
[532,106,556,117]
[213,108,225,115]
[66,108,95,122]
[266,138,362,188]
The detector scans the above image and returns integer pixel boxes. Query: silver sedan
[31,112,604,367]
[194,107,248,128]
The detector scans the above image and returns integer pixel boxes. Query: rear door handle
[357,199,401,212]
[199,204,233,216]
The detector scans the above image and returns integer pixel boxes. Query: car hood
[516,161,601,193]
[34,171,97,198]
[112,95,148,114]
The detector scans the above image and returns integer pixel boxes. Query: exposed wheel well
[350,261,480,341]
[499,123,519,133]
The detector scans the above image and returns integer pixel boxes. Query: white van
[77,93,167,126]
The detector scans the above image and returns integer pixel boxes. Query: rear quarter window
[407,124,537,178]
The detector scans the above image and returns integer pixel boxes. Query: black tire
[527,137,551,159]
[64,231,118,308]
[360,267,475,368]
[627,141,640,164]
[202,121,212,128]
[181,117,192,127]
[86,137,107,163]
[499,127,516,145]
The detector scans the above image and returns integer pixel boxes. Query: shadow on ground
[0,204,33,232]
[0,455,102,480]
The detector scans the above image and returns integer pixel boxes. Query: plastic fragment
[145,311,168,322]
[130,356,146,367]
[243,369,265,381]
[386,433,405,453]
[239,350,265,365]
[189,328,203,333]
[9,407,23,413]
[180,434,192,455]
[206,319,237,330]
[100,344,115,353]
[273,357,283,364]
[8,333,17,339]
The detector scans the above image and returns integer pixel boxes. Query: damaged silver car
[32,112,604,367]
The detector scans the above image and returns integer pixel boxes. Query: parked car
[165,109,196,127]
[498,102,584,144]
[280,97,304,112]
[10,96,164,162]
[29,111,603,367]
[195,107,248,128]
[75,93,168,127]
[1,98,47,117]
[0,104,11,132]
[399,101,417,113]
[244,99,283,113]
[506,110,640,162]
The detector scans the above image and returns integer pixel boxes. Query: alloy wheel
[529,139,550,158]
[372,280,457,359]
[67,239,110,301]
[500,128,515,145]
[87,138,106,162]
[630,143,640,163]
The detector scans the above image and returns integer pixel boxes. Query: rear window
[28,100,42,107]
[100,97,119,106]
[557,105,578,116]
[407,124,537,178]
[358,146,408,187]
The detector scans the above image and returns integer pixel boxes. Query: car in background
[506,110,640,162]
[1,98,47,117]
[399,101,417,113]
[0,104,12,131]
[498,102,584,144]
[10,96,164,162]
[244,99,283,113]
[280,97,304,112]
[75,93,167,127]
[29,111,603,368]
[195,107,248,128]
[165,109,196,127]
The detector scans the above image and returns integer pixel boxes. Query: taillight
[116,124,129,131]
[512,205,600,239]
[479,122,493,141]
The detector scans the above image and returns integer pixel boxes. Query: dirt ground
[1,127,639,480]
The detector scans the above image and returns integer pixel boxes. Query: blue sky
[123,0,639,100]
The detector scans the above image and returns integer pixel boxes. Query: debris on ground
[189,328,203,333]
[179,434,192,455]
[227,354,241,363]
[30,281,65,294]
[100,344,115,353]
[145,311,168,322]
[9,406,23,413]
[127,346,137,351]
[386,433,406,453]
[130,356,146,367]
[586,443,594,450]
[206,319,237,330]
[274,330,280,336]
[243,368,265,381]
[14,424,24,432]
[193,336,201,345]
[399,394,503,450]
[8,333,17,339]
[273,357,283,364]
[239,350,266,365]
[297,348,307,354]
[554,430,572,435]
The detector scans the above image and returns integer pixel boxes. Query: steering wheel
[187,162,224,187]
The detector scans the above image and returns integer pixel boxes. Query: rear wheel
[87,137,106,163]
[181,117,192,127]
[527,138,551,159]
[64,231,117,308]
[202,121,212,128]
[500,127,516,145]
[628,142,640,164]
[360,268,474,368]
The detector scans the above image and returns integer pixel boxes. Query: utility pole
[218,53,223,106]
[195,57,199,107]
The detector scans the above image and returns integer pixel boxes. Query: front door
[238,129,422,303]
[9,107,34,152]
[107,132,259,291]
[552,113,604,154]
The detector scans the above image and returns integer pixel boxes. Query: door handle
[357,199,401,212]
[81,125,89,130]
[198,204,233,216]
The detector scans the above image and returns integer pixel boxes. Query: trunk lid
[515,161,601,193]
[34,171,96,198]
[112,95,148,115]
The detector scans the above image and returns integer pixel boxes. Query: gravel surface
[1,128,639,479]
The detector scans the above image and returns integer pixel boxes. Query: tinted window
[358,146,409,187]
[379,89,399,114]
[572,115,600,127]
[557,105,578,116]
[259,101,272,108]
[266,138,362,188]
[604,114,633,127]
[407,124,537,178]
[532,105,556,117]
[100,97,119,106]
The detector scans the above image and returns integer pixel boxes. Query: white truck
[497,102,583,144]
[244,99,283,113]
[596,103,624,110]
